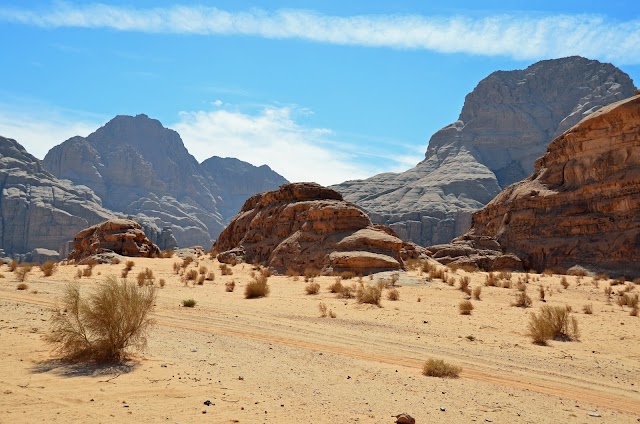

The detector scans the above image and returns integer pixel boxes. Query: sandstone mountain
[213,182,417,274]
[429,95,640,277]
[333,57,636,247]
[0,136,115,258]
[43,114,225,248]
[200,156,288,222]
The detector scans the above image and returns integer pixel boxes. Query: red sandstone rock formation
[430,95,640,277]
[213,183,418,274]
[69,219,160,261]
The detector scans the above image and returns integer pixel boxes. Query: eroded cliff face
[43,114,225,248]
[430,95,640,277]
[213,183,417,274]
[333,56,636,247]
[0,137,115,257]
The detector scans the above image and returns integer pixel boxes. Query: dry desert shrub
[47,277,156,362]
[185,269,198,281]
[356,282,383,306]
[182,298,196,307]
[422,358,461,378]
[387,288,400,301]
[329,278,343,293]
[82,266,93,277]
[448,262,477,273]
[199,265,208,275]
[16,265,31,282]
[472,286,482,300]
[539,285,546,301]
[428,267,446,281]
[542,269,554,277]
[446,275,456,286]
[318,302,336,318]
[459,300,474,315]
[604,285,613,299]
[245,274,270,299]
[181,256,194,269]
[527,305,579,345]
[158,278,166,288]
[582,304,593,314]
[340,271,356,280]
[121,268,129,278]
[501,279,512,289]
[512,291,532,308]
[225,280,236,292]
[197,274,205,285]
[485,272,499,287]
[497,271,512,281]
[220,264,233,276]
[40,261,57,277]
[159,249,175,258]
[8,259,18,272]
[172,262,181,274]
[305,282,320,295]
[124,260,135,271]
[205,272,215,281]
[594,273,609,281]
[560,276,569,289]
[75,269,83,279]
[339,284,356,299]
[136,268,155,287]
[304,268,321,282]
[16,283,29,290]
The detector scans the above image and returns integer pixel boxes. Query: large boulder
[0,136,115,257]
[333,56,636,247]
[213,183,414,274]
[69,219,160,261]
[429,95,640,278]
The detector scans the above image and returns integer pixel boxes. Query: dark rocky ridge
[333,57,636,247]
[0,136,115,258]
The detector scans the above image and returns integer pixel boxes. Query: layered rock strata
[213,183,411,274]
[69,219,160,261]
[334,57,636,247]
[430,95,640,277]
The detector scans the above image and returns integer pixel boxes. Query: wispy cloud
[173,106,391,185]
[1,3,639,63]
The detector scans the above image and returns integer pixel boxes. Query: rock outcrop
[0,136,115,257]
[333,57,636,247]
[69,219,160,261]
[213,183,411,274]
[200,156,288,222]
[43,114,225,248]
[430,95,640,277]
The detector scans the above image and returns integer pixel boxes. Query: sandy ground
[0,255,639,424]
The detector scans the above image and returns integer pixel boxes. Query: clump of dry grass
[459,276,471,295]
[387,288,400,301]
[318,302,336,318]
[8,260,18,272]
[582,304,593,314]
[245,274,270,299]
[422,358,461,378]
[472,286,482,300]
[485,272,499,287]
[46,277,156,362]
[539,285,546,301]
[329,278,343,294]
[123,260,135,271]
[16,265,32,282]
[304,268,321,282]
[340,271,356,280]
[181,257,194,269]
[428,267,446,281]
[185,269,198,281]
[182,299,196,308]
[136,268,155,287]
[159,249,174,258]
[172,262,181,274]
[205,272,215,281]
[16,283,29,290]
[199,265,208,275]
[225,280,236,292]
[82,266,93,277]
[197,274,205,285]
[560,276,569,289]
[527,305,579,345]
[339,284,356,299]
[356,282,383,306]
[158,278,166,288]
[459,300,474,315]
[40,261,57,277]
[305,282,320,295]
[220,264,233,276]
[512,291,532,308]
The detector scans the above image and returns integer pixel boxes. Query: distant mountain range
[332,56,637,247]
[0,114,287,259]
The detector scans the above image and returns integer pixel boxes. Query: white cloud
[1,4,639,63]
[173,106,381,186]
[0,104,100,159]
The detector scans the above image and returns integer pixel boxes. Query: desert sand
[0,255,639,423]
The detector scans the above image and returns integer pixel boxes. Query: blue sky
[1,1,639,185]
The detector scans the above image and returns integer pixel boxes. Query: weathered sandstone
[430,95,640,277]
[213,183,412,274]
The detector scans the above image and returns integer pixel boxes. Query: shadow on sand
[30,358,139,378]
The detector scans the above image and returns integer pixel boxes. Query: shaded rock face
[213,183,408,274]
[0,136,115,257]
[69,219,160,261]
[43,114,225,248]
[200,156,288,222]
[430,95,640,277]
[333,57,636,247]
